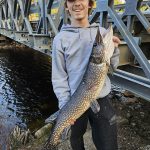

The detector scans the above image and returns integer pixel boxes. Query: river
[0,47,58,148]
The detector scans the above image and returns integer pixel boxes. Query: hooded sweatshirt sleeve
[52,37,71,109]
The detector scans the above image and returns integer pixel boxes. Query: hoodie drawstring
[78,28,81,39]
[90,27,92,42]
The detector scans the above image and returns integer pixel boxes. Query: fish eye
[93,43,97,47]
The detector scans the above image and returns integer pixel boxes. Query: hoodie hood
[60,22,99,31]
[60,23,99,41]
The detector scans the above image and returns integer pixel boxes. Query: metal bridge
[0,0,150,100]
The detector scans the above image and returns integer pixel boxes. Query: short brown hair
[64,0,95,15]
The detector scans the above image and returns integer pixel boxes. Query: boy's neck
[71,19,90,27]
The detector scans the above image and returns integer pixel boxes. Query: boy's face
[65,0,90,21]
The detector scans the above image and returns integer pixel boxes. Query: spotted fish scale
[42,25,114,150]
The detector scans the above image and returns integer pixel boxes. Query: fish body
[43,25,114,150]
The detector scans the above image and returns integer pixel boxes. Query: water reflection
[0,48,58,134]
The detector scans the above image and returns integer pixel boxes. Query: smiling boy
[52,0,120,149]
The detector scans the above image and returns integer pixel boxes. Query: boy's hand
[70,119,76,125]
[113,36,121,48]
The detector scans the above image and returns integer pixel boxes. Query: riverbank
[0,41,26,50]
[10,90,150,150]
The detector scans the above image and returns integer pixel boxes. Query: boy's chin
[74,16,86,20]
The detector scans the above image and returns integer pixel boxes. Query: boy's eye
[67,0,85,2]
[67,0,75,2]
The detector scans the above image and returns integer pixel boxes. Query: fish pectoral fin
[90,100,100,114]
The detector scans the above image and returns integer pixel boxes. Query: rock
[138,145,150,150]
[126,97,138,103]
[131,122,136,127]
[126,112,132,119]
[124,97,138,104]
[128,105,135,110]
[134,104,142,109]
[120,96,127,102]
[140,112,145,118]
[114,93,122,99]
[111,84,125,93]
[123,90,135,98]
[116,116,129,125]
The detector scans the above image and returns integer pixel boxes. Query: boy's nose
[74,0,82,5]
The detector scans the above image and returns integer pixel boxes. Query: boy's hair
[64,0,95,16]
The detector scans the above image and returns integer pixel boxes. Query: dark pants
[70,95,118,150]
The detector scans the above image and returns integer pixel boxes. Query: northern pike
[43,25,114,150]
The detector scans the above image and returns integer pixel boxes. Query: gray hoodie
[52,23,120,109]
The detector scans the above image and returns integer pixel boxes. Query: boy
[52,0,121,149]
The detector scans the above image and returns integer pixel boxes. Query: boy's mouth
[72,5,84,12]
[74,10,82,12]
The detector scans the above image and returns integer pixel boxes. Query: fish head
[90,25,114,65]
[90,27,105,64]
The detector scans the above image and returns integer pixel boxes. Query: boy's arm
[52,39,71,109]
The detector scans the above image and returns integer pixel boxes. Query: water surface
[0,48,58,146]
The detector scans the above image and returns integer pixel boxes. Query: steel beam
[54,0,65,31]
[17,0,33,34]
[0,7,2,28]
[107,7,150,80]
[109,69,150,101]
[7,0,19,31]
[37,0,48,34]
[122,0,150,33]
